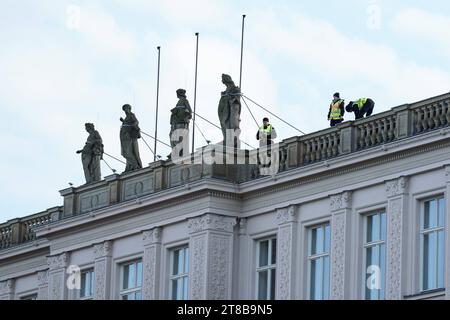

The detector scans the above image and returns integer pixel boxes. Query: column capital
[330,191,352,211]
[385,176,409,198]
[93,241,113,259]
[47,252,69,270]
[276,205,297,225]
[0,279,15,295]
[444,165,450,182]
[142,227,162,246]
[238,218,247,235]
[37,270,49,287]
[188,214,236,234]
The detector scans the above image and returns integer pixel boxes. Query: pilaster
[329,191,353,300]
[275,205,298,300]
[142,228,162,300]
[188,214,236,300]
[93,241,113,300]
[385,176,409,300]
[0,279,15,300]
[47,252,69,300]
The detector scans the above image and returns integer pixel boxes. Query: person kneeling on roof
[345,98,375,120]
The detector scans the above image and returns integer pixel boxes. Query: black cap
[263,117,269,122]
[333,92,340,98]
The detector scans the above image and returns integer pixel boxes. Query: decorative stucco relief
[208,234,231,300]
[330,213,346,300]
[188,214,236,234]
[276,205,297,225]
[385,176,408,198]
[330,191,352,211]
[190,235,206,300]
[93,241,112,259]
[142,227,162,246]
[386,198,403,300]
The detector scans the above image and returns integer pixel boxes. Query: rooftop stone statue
[218,74,241,145]
[169,89,192,158]
[76,123,103,184]
[120,104,143,172]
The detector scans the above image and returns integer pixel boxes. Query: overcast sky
[1,0,450,223]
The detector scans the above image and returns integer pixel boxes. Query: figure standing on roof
[169,89,192,158]
[76,123,103,184]
[328,92,345,127]
[256,117,277,169]
[256,117,277,147]
[120,104,143,172]
[345,98,375,120]
[218,74,241,144]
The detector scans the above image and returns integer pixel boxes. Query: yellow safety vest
[330,99,343,120]
[260,124,272,134]
[354,98,367,110]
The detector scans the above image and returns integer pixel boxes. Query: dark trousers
[355,99,375,119]
[330,119,343,127]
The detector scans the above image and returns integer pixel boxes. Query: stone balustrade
[280,93,450,169]
[1,92,450,251]
[0,207,59,249]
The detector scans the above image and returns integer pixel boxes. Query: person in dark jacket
[256,117,277,147]
[328,92,345,127]
[345,98,375,120]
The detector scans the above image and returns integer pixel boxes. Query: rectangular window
[80,269,94,299]
[170,246,189,300]
[421,197,445,291]
[120,260,142,300]
[364,212,386,300]
[308,224,330,300]
[256,237,276,300]
[20,294,38,300]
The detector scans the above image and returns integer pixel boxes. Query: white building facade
[1,93,450,300]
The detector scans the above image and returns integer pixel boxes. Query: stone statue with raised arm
[76,123,104,184]
[120,104,143,172]
[218,74,241,144]
[169,89,192,158]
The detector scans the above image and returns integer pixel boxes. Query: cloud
[2,2,450,223]
[112,0,232,28]
[248,8,450,108]
[0,0,277,222]
[76,3,140,60]
[392,8,450,55]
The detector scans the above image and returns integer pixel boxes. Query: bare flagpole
[192,32,199,153]
[154,46,161,162]
[239,14,246,90]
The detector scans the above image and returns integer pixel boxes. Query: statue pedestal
[198,142,258,183]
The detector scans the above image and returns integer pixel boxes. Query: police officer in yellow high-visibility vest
[327,92,345,127]
[256,117,277,147]
[345,98,375,120]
